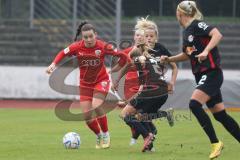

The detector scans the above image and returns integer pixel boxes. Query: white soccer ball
[63,132,81,149]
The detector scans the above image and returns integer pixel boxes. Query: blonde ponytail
[177,1,203,20]
[194,7,203,20]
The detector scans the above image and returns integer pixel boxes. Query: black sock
[142,122,152,132]
[213,110,240,143]
[148,122,157,135]
[131,122,156,139]
[131,127,141,139]
[189,100,219,143]
[141,122,157,135]
[124,115,149,138]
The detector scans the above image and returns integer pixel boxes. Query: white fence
[1,66,239,108]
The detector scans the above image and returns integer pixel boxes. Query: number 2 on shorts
[198,75,207,85]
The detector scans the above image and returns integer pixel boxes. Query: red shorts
[79,79,110,101]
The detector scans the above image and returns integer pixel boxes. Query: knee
[120,109,130,122]
[86,119,94,124]
[120,109,127,119]
[189,99,202,111]
[83,111,94,121]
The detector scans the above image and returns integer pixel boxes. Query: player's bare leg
[81,101,102,149]
[92,92,110,149]
[121,104,137,118]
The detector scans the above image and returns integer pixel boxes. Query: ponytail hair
[193,5,203,20]
[177,1,203,20]
[74,21,96,41]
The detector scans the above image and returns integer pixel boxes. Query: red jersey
[120,47,138,80]
[119,47,139,99]
[53,39,128,84]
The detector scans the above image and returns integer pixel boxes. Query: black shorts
[130,94,168,113]
[194,69,223,108]
[129,82,168,113]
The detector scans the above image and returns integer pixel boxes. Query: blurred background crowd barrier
[0,0,239,108]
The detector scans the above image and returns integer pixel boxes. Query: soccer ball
[63,132,81,149]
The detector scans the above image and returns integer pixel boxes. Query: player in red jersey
[46,21,128,149]
[111,29,144,103]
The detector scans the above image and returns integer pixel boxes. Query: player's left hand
[195,50,208,63]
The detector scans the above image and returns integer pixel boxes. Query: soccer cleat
[150,146,156,152]
[95,134,102,149]
[102,133,111,149]
[146,142,155,152]
[209,141,224,159]
[142,133,154,152]
[129,138,137,146]
[166,108,174,127]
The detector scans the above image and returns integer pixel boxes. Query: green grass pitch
[0,108,239,160]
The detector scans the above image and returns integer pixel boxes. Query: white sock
[103,132,109,137]
[97,132,102,138]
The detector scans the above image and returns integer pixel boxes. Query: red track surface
[0,100,79,109]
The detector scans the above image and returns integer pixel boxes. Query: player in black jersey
[161,1,240,159]
[113,21,178,152]
[111,17,178,149]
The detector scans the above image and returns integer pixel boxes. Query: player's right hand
[160,55,169,64]
[46,63,56,74]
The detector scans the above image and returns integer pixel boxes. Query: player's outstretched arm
[46,43,78,74]
[161,52,189,63]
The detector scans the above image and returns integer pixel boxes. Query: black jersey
[135,43,171,86]
[149,43,172,57]
[182,20,221,74]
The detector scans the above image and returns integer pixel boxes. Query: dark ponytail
[74,21,96,42]
[74,21,88,41]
